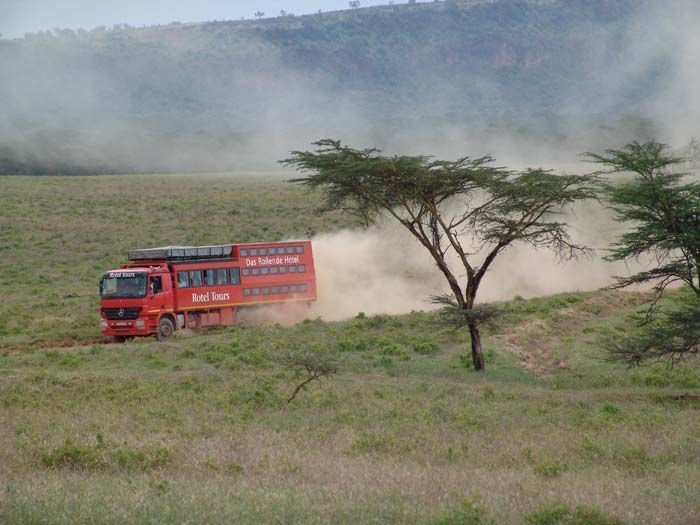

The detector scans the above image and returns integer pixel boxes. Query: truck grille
[102,307,141,320]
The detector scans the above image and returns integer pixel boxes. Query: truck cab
[99,264,174,341]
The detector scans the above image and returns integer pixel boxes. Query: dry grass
[1,174,699,523]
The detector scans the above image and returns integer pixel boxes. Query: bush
[533,461,567,479]
[336,339,369,352]
[436,499,495,525]
[413,340,439,355]
[204,351,225,365]
[40,437,172,472]
[230,379,281,408]
[380,342,410,360]
[41,440,103,470]
[525,502,624,525]
[58,355,82,369]
[112,446,171,471]
[238,348,270,367]
[631,365,700,388]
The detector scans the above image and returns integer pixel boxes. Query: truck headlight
[100,319,108,329]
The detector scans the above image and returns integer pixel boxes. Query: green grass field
[1,175,699,524]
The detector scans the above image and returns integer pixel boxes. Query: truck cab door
[147,275,172,310]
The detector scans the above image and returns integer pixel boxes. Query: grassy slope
[0,174,348,347]
[1,175,699,524]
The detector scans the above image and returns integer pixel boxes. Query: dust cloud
[239,201,654,325]
[304,204,648,321]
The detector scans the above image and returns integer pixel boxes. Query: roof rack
[128,245,234,261]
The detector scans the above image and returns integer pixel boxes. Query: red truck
[99,241,316,341]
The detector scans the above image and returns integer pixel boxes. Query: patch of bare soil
[494,291,654,376]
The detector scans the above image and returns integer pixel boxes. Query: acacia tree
[585,141,700,364]
[284,140,597,371]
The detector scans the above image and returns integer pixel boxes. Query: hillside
[0,0,696,173]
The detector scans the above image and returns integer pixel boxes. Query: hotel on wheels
[99,241,316,341]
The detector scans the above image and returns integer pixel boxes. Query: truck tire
[157,317,175,341]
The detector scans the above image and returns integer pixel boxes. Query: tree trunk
[468,322,485,371]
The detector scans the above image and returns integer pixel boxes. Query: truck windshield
[100,272,147,298]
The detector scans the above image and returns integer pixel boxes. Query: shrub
[525,502,624,525]
[204,351,225,365]
[381,342,410,360]
[238,348,270,367]
[336,339,369,352]
[230,379,281,408]
[41,440,103,470]
[112,446,171,471]
[377,356,394,368]
[631,365,700,388]
[40,437,171,472]
[58,355,81,369]
[601,403,622,417]
[413,340,439,355]
[481,386,496,401]
[533,461,567,479]
[436,499,495,525]
[352,432,394,454]
[225,462,244,475]
[613,446,653,474]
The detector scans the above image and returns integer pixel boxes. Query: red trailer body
[99,241,316,341]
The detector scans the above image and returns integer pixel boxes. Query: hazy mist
[1,1,699,175]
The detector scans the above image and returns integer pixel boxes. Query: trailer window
[243,288,251,296]
[270,266,278,275]
[290,285,298,293]
[289,265,297,273]
[296,246,304,254]
[242,268,250,276]
[268,247,276,255]
[286,246,295,254]
[250,248,257,256]
[189,271,203,287]
[259,248,267,256]
[204,269,215,286]
[272,286,280,294]
[298,264,306,273]
[261,267,269,275]
[262,287,270,295]
[215,268,228,285]
[281,285,289,293]
[300,283,308,292]
[252,288,260,296]
[279,266,287,274]
[229,267,240,284]
[178,272,190,288]
[240,249,248,257]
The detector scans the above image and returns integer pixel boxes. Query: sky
[0,0,393,38]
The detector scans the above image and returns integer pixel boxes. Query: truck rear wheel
[157,317,175,341]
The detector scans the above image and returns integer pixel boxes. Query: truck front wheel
[157,317,175,341]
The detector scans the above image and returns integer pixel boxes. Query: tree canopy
[284,139,598,370]
[586,141,700,364]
